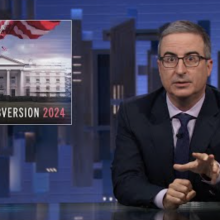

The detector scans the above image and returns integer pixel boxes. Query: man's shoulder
[207,84,220,103]
[122,87,165,110]
[207,84,220,96]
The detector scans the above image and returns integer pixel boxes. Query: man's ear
[206,59,213,77]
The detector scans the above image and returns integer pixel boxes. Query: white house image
[0,55,67,97]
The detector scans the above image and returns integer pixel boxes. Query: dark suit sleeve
[111,101,164,207]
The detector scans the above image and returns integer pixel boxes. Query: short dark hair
[158,20,211,58]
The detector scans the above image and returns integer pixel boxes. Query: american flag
[0,20,60,39]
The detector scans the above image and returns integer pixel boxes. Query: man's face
[158,33,213,103]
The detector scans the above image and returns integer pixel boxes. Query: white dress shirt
[167,94,204,147]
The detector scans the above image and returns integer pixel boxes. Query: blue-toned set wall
[36,0,220,88]
[19,0,220,203]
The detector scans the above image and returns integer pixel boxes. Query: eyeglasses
[159,54,210,68]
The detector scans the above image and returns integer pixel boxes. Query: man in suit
[111,20,220,209]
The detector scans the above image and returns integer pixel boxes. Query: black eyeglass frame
[158,54,210,68]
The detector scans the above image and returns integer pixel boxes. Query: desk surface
[0,202,220,220]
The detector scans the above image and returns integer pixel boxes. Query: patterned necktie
[173,113,196,179]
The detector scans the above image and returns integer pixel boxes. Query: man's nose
[175,59,187,74]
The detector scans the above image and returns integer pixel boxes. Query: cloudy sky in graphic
[0,20,72,68]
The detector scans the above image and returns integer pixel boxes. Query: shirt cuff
[153,189,168,209]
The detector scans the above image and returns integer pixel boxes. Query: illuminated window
[121,85,124,98]
[73,63,82,67]
[72,79,82,82]
[113,85,116,99]
[113,105,119,115]
[73,71,81,74]
[113,84,124,99]
[73,55,82,59]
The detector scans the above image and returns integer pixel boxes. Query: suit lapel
[150,91,175,184]
[189,86,220,159]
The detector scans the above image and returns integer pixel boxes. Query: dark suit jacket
[111,85,220,207]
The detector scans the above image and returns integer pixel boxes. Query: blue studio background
[0,0,220,204]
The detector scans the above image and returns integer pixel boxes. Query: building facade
[0,55,68,97]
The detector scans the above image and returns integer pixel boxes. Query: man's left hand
[173,153,220,184]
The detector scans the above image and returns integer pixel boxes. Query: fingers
[163,179,195,209]
[174,153,219,181]
[171,179,193,191]
[186,189,196,201]
[192,152,214,162]
[174,153,214,172]
[210,162,220,184]
[192,153,220,182]
[173,161,198,171]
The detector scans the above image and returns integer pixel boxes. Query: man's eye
[164,56,176,62]
[186,55,197,62]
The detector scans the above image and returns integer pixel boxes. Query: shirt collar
[166,93,205,119]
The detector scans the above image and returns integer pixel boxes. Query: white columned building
[0,55,26,96]
[0,55,69,97]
